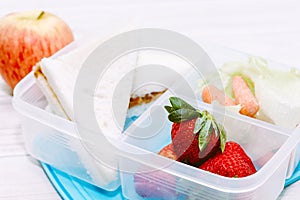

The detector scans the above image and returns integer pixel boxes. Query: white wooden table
[1,1,300,199]
[0,81,61,199]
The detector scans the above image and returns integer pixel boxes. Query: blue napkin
[285,161,300,187]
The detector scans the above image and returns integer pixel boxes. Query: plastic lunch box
[12,40,300,199]
[119,90,300,200]
[12,71,121,191]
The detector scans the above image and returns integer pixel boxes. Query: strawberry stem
[37,11,45,20]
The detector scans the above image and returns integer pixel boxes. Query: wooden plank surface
[1,1,300,199]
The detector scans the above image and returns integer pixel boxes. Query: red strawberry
[135,145,177,199]
[158,143,177,160]
[200,141,256,178]
[165,97,226,167]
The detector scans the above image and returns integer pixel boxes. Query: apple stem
[37,11,45,20]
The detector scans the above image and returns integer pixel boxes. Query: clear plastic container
[12,72,120,191]
[119,90,300,200]
[12,38,300,199]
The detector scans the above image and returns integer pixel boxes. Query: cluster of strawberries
[160,97,256,178]
[134,97,257,199]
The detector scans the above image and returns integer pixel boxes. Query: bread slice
[34,38,137,187]
[34,39,193,124]
[33,38,192,187]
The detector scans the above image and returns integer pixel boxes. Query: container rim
[12,72,79,138]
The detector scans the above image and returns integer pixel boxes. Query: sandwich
[33,37,192,186]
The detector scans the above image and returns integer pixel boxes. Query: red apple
[0,10,74,89]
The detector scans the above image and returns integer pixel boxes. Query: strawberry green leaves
[217,122,227,153]
[169,96,196,111]
[197,111,226,153]
[167,109,199,123]
[165,97,199,123]
[165,97,227,154]
[193,117,206,134]
[198,118,212,152]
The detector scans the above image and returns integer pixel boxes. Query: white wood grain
[0,1,300,199]
[0,156,60,200]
